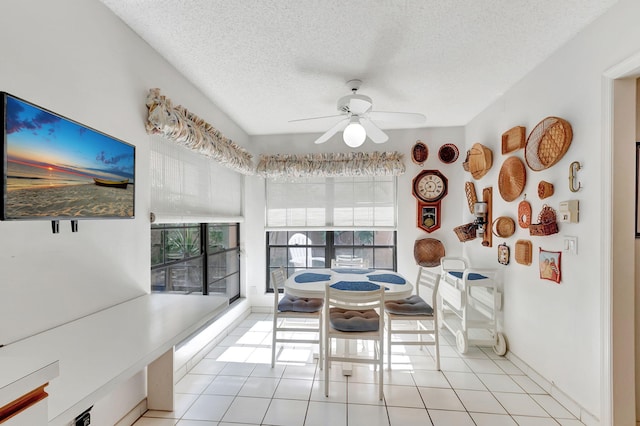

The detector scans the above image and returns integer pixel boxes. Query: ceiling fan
[290,79,426,148]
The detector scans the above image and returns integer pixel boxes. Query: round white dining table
[284,268,413,300]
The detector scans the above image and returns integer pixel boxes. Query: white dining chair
[330,255,369,268]
[271,267,324,368]
[384,266,440,370]
[324,282,385,400]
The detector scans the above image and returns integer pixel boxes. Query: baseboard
[506,351,599,425]
[174,298,252,380]
[114,399,147,426]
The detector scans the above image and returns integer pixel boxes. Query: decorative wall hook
[569,161,582,192]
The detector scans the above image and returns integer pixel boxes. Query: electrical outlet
[74,407,92,426]
[74,413,90,426]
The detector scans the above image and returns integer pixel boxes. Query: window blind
[150,136,243,223]
[265,176,396,230]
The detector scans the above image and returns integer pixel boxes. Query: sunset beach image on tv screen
[2,93,135,219]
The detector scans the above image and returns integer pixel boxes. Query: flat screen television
[1,92,135,220]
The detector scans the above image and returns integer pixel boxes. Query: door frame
[603,50,640,425]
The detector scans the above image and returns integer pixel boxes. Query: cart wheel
[455,330,468,354]
[493,332,507,356]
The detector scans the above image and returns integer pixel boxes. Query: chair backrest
[331,255,369,268]
[440,256,468,272]
[271,267,286,309]
[415,266,441,309]
[288,233,314,267]
[325,282,384,311]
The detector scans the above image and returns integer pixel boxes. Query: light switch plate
[563,236,578,255]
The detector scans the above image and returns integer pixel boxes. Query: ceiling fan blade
[368,111,426,125]
[314,118,349,144]
[360,117,389,144]
[289,114,344,123]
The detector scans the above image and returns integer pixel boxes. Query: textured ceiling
[99,0,618,136]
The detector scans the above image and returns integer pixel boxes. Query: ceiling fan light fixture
[343,117,366,148]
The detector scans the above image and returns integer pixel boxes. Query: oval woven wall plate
[411,140,428,165]
[498,156,526,202]
[525,117,573,171]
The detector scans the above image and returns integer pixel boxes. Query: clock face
[413,170,448,203]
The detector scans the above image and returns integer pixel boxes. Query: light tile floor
[134,312,584,426]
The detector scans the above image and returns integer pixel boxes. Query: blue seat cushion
[448,271,488,280]
[385,295,433,315]
[278,294,323,313]
[329,308,379,332]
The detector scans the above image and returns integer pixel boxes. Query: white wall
[464,0,640,421]
[0,0,249,424]
[247,126,465,308]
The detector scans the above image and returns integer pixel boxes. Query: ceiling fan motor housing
[337,94,372,115]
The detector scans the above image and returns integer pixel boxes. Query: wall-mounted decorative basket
[515,240,533,265]
[501,126,526,154]
[465,181,478,214]
[537,180,554,199]
[468,143,493,179]
[525,117,573,171]
[413,237,445,267]
[462,150,471,172]
[492,216,516,238]
[529,204,559,236]
[453,223,477,242]
[498,156,526,202]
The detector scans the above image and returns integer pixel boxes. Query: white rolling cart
[438,257,507,355]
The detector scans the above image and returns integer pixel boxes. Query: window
[266,230,396,291]
[152,223,240,303]
[265,175,398,291]
[265,176,397,229]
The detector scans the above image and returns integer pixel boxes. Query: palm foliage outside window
[152,223,240,303]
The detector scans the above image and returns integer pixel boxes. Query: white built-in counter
[0,293,228,425]
[0,357,59,425]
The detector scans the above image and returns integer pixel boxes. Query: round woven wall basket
[438,143,459,164]
[492,216,516,238]
[413,238,445,267]
[525,117,573,171]
[498,156,526,202]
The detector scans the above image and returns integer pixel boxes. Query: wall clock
[417,201,441,233]
[412,170,448,203]
[412,170,448,233]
